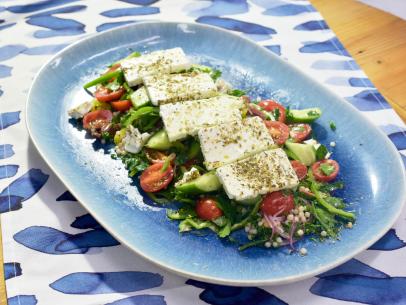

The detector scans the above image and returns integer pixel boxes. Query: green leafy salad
[68,47,355,254]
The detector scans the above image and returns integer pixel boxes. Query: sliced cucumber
[145,129,171,150]
[130,86,150,109]
[176,171,221,194]
[285,142,316,166]
[287,107,322,123]
[237,196,261,205]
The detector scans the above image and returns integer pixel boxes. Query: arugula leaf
[273,108,280,121]
[179,218,218,233]
[216,195,236,223]
[320,163,335,175]
[316,144,329,161]
[325,196,346,209]
[120,106,160,131]
[210,69,222,81]
[119,151,149,176]
[319,181,344,193]
[167,206,196,220]
[229,89,246,97]
[218,220,231,238]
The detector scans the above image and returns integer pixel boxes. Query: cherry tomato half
[196,197,223,221]
[94,87,125,103]
[140,162,174,193]
[82,110,112,129]
[261,191,294,216]
[289,123,312,143]
[290,160,308,180]
[264,121,289,145]
[111,100,132,112]
[258,100,286,123]
[312,159,340,182]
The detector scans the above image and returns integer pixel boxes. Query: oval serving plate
[27,22,406,286]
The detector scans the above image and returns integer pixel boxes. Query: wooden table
[0,0,405,303]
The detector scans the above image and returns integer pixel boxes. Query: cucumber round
[176,171,221,194]
[285,142,316,166]
[287,108,322,123]
[145,129,172,150]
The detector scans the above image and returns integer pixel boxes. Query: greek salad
[69,48,355,254]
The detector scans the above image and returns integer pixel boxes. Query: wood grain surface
[0,1,405,304]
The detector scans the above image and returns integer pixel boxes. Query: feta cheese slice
[122,125,151,154]
[198,116,275,170]
[160,95,244,142]
[121,47,191,87]
[143,72,218,105]
[68,101,93,119]
[216,148,299,201]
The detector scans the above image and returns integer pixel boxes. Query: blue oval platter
[26,22,406,286]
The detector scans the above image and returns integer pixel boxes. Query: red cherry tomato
[264,121,289,145]
[312,159,340,182]
[140,162,174,192]
[258,100,286,122]
[289,123,312,142]
[82,110,112,129]
[290,160,307,180]
[111,100,132,112]
[195,197,223,221]
[261,191,294,216]
[94,87,125,103]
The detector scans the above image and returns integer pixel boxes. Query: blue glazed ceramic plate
[27,22,406,286]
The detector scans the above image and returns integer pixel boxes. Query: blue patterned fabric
[0,0,405,304]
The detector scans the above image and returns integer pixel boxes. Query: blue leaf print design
[300,38,350,57]
[250,0,289,9]
[56,228,119,252]
[8,295,37,305]
[6,0,80,13]
[0,45,27,61]
[188,0,249,17]
[106,294,167,305]
[50,271,163,294]
[26,16,85,38]
[101,7,160,18]
[0,23,16,31]
[28,5,87,18]
[0,64,12,78]
[346,90,391,111]
[294,20,328,31]
[0,195,23,213]
[387,132,406,151]
[317,259,389,278]
[401,153,406,167]
[325,76,351,86]
[71,213,101,229]
[0,87,2,97]
[96,21,137,32]
[0,111,21,130]
[311,59,358,70]
[0,144,14,159]
[0,164,18,179]
[369,229,406,250]
[310,275,406,305]
[264,4,315,16]
[23,44,69,55]
[0,168,49,201]
[186,279,288,305]
[196,16,276,35]
[56,190,77,201]
[349,77,373,87]
[14,226,119,254]
[380,124,406,135]
[4,262,22,280]
[118,0,160,4]
[265,45,281,56]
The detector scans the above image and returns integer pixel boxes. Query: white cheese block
[216,148,299,201]
[143,72,218,105]
[198,116,275,170]
[123,125,151,154]
[68,101,93,119]
[159,95,244,142]
[121,47,191,87]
